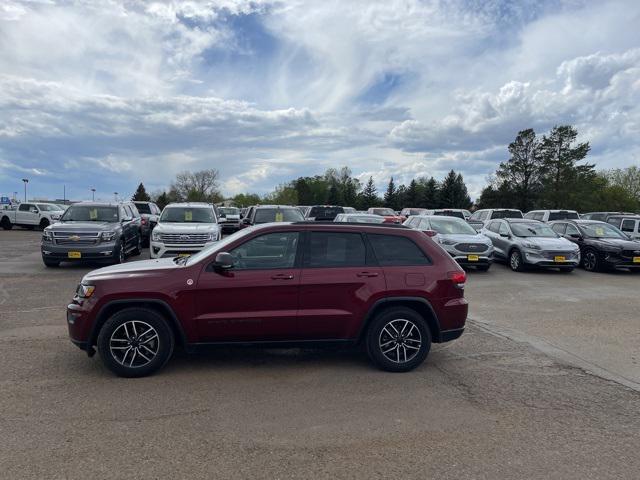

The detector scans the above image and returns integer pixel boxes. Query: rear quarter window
[368,234,430,266]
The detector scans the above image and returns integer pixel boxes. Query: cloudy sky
[1,0,639,202]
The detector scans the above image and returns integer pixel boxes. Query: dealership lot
[1,229,639,478]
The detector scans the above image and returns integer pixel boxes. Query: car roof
[254,205,299,209]
[71,201,121,207]
[503,218,540,223]
[551,219,605,224]
[164,202,212,208]
[528,209,578,213]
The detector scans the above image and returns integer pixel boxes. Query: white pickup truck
[0,202,65,230]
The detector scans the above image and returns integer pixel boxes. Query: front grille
[456,243,489,253]
[159,233,209,244]
[621,250,640,259]
[542,250,576,259]
[53,231,100,245]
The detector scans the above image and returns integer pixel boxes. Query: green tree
[439,170,471,208]
[358,176,380,209]
[263,184,298,205]
[131,182,150,202]
[605,166,640,204]
[405,179,419,207]
[539,125,592,208]
[232,193,261,207]
[496,129,542,211]
[417,177,439,208]
[171,169,221,203]
[384,177,397,209]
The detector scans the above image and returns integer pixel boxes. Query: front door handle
[357,272,379,278]
[271,273,294,280]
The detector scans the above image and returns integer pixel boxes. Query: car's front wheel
[582,249,600,272]
[509,249,526,272]
[97,308,175,378]
[132,234,142,256]
[366,307,431,372]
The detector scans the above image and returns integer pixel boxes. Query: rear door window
[305,232,367,268]
[368,234,430,266]
[621,219,635,232]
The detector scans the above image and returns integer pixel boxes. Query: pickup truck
[1,202,65,230]
[467,208,524,232]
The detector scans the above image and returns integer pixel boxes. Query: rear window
[548,211,579,221]
[254,208,304,223]
[308,206,344,220]
[492,210,523,219]
[134,202,151,214]
[305,232,367,267]
[433,210,465,219]
[368,234,430,266]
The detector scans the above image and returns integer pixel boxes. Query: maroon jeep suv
[67,222,468,377]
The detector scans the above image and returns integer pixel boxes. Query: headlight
[75,283,95,298]
[42,230,52,242]
[152,230,161,241]
[439,239,457,245]
[523,242,541,250]
[208,231,219,241]
[101,231,117,241]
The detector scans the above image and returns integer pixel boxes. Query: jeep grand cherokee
[67,222,468,377]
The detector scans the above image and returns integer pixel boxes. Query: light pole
[91,188,96,201]
[21,178,28,202]
[114,192,118,202]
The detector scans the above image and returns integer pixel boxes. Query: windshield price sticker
[275,212,284,222]
[89,209,98,220]
[595,227,605,236]
[185,210,193,221]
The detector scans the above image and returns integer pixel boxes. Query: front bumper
[150,240,217,258]
[219,221,240,233]
[441,245,494,266]
[41,241,118,262]
[602,251,640,269]
[522,249,580,268]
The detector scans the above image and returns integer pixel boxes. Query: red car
[367,207,406,224]
[67,222,468,377]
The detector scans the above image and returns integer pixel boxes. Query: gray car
[482,218,580,272]
[404,215,494,270]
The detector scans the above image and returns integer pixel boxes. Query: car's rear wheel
[366,307,431,372]
[39,219,49,230]
[582,249,600,272]
[1,217,13,230]
[97,308,174,378]
[509,249,526,272]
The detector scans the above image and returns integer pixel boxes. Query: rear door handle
[357,272,379,278]
[271,273,294,280]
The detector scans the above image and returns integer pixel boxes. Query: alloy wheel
[584,251,597,271]
[109,320,159,368]
[510,251,520,270]
[378,319,422,364]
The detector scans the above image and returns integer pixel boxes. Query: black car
[133,201,161,246]
[41,202,143,267]
[549,219,640,272]
[305,205,344,221]
[241,205,305,227]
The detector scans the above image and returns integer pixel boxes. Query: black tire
[0,217,12,230]
[43,258,59,268]
[39,219,50,230]
[582,249,600,272]
[476,264,491,272]
[132,234,142,256]
[366,307,431,372]
[509,249,526,272]
[97,308,174,378]
[113,239,126,264]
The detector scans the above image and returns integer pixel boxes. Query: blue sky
[1,0,639,202]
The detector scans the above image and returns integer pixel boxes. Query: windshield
[346,215,385,224]
[160,207,215,223]
[581,223,627,239]
[548,211,579,221]
[492,210,523,219]
[308,206,344,219]
[372,208,395,216]
[255,208,304,223]
[433,210,465,219]
[429,217,477,235]
[37,204,61,211]
[134,203,151,214]
[185,227,256,265]
[511,222,558,237]
[219,207,240,216]
[61,205,119,222]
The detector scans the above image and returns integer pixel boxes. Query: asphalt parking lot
[1,229,639,479]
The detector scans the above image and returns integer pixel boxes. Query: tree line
[132,124,639,213]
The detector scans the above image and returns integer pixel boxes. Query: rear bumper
[439,328,464,342]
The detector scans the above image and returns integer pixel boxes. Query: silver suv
[482,218,580,272]
[405,215,494,270]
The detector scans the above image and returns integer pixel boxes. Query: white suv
[150,203,220,258]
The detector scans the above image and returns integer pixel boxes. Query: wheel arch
[357,297,442,344]
[89,299,187,354]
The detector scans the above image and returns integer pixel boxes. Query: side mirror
[121,216,133,222]
[422,230,437,237]
[31,208,39,214]
[214,252,235,270]
[499,232,510,238]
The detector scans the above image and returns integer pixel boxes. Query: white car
[0,202,65,230]
[150,203,221,258]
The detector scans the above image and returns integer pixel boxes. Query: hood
[590,238,640,250]
[154,222,220,233]
[48,221,117,231]
[519,236,577,250]
[437,233,492,244]
[83,257,179,282]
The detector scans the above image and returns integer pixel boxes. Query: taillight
[447,271,466,288]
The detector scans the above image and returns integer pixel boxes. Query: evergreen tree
[358,176,379,209]
[395,184,407,210]
[405,179,419,207]
[418,177,439,208]
[439,170,471,208]
[132,182,150,201]
[384,177,397,208]
[539,125,592,208]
